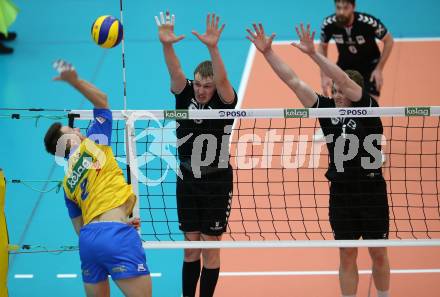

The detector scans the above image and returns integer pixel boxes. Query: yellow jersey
[62,109,135,224]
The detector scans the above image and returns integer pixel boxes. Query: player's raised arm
[245,23,317,108]
[53,64,108,108]
[155,10,187,94]
[292,24,362,102]
[192,13,235,103]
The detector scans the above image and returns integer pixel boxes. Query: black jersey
[320,12,388,73]
[175,79,238,169]
[313,92,383,181]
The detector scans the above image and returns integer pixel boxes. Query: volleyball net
[67,106,440,248]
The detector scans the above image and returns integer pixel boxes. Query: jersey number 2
[80,178,89,201]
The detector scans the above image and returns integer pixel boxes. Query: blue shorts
[79,222,150,284]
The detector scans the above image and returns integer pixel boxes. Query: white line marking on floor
[15,272,162,279]
[14,274,34,279]
[219,268,440,277]
[56,274,78,278]
[105,273,161,278]
[16,269,439,280]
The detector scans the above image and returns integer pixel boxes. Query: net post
[125,118,141,224]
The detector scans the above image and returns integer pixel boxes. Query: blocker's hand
[192,13,225,49]
[155,10,185,44]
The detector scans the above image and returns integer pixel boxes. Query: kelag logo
[164,110,189,119]
[219,110,247,118]
[66,152,93,192]
[405,107,431,117]
[338,109,368,116]
[284,109,309,118]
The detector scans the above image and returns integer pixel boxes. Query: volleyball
[91,15,123,48]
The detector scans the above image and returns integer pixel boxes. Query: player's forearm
[162,43,185,84]
[208,46,228,86]
[377,34,394,70]
[263,49,316,107]
[309,51,347,87]
[71,79,108,108]
[317,43,329,77]
[317,43,329,57]
[264,48,301,90]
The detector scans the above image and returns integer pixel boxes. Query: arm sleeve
[351,91,378,107]
[173,79,193,101]
[362,13,388,40]
[86,108,113,145]
[219,89,238,108]
[312,94,335,108]
[64,191,82,219]
[320,15,335,43]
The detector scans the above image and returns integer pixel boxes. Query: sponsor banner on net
[163,109,189,120]
[218,110,248,118]
[405,107,431,117]
[284,109,309,118]
[337,108,371,116]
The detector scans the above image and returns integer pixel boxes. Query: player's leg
[329,181,362,240]
[200,233,222,268]
[368,247,390,296]
[199,233,222,297]
[339,248,359,296]
[198,167,233,297]
[329,181,362,296]
[362,177,390,296]
[200,232,223,297]
[360,177,389,239]
[178,169,203,297]
[83,280,110,297]
[94,222,151,297]
[79,224,113,297]
[177,168,202,256]
[184,231,202,261]
[182,232,202,297]
[185,232,202,260]
[114,275,152,297]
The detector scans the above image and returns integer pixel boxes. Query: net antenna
[119,0,128,111]
[123,111,141,221]
[117,0,139,221]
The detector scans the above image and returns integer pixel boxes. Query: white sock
[377,290,389,297]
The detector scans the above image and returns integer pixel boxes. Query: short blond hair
[345,69,364,89]
[194,60,213,78]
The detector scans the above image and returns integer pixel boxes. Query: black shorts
[176,165,233,236]
[329,176,389,240]
[363,73,380,97]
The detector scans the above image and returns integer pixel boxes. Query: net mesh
[70,107,440,246]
